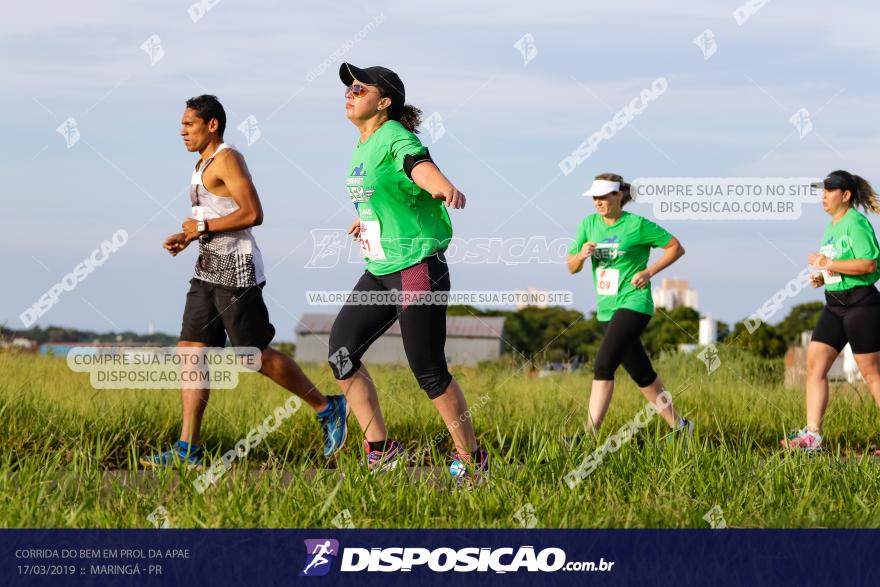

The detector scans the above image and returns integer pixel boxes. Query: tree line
[448,301,825,363]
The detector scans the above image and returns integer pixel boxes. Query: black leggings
[594,308,657,387]
[328,252,453,399]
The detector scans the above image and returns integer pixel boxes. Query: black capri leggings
[328,252,453,399]
[594,308,658,387]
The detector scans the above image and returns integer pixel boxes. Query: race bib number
[596,268,619,296]
[822,269,842,284]
[360,220,386,260]
[819,244,842,284]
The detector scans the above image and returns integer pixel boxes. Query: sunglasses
[345,84,374,98]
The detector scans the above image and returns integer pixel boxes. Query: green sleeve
[387,126,427,174]
[848,218,880,260]
[568,219,589,255]
[639,216,673,248]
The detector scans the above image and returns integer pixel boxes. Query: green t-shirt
[568,211,672,321]
[346,120,452,275]
[819,207,880,292]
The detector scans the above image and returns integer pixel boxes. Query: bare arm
[182,151,264,241]
[631,237,685,288]
[567,254,586,275]
[411,162,466,209]
[647,237,685,278]
[567,243,596,274]
[809,253,877,276]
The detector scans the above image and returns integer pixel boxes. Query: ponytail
[396,104,423,133]
[826,169,880,215]
[852,174,880,215]
[595,172,632,207]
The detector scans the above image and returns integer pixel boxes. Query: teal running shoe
[450,449,489,490]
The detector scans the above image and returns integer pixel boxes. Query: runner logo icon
[300,539,340,577]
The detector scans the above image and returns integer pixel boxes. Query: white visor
[582,180,621,197]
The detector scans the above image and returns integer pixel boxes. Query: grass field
[3,347,880,529]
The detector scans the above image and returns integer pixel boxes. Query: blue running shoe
[668,418,695,445]
[317,395,348,458]
[139,440,204,470]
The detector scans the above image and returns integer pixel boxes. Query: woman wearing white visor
[567,173,693,440]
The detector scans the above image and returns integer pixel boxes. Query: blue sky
[3,0,878,340]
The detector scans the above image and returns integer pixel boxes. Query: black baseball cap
[813,170,855,192]
[339,62,405,117]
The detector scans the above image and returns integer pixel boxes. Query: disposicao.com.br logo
[299,539,614,575]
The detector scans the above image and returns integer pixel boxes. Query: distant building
[699,316,717,345]
[652,278,698,311]
[0,337,37,352]
[679,316,718,354]
[295,313,506,367]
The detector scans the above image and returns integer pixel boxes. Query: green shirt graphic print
[568,211,673,321]
[819,207,880,292]
[346,120,452,276]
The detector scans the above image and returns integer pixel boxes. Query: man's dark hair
[185,94,226,138]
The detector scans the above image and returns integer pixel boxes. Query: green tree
[446,305,506,317]
[641,307,700,355]
[775,302,824,345]
[730,321,787,357]
[502,307,601,363]
[716,320,731,343]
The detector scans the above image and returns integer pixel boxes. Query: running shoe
[317,394,348,458]
[139,440,204,470]
[668,417,695,445]
[780,427,823,453]
[450,449,489,489]
[364,439,405,473]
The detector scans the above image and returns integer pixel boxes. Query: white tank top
[189,143,265,288]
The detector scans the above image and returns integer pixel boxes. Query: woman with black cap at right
[782,170,880,453]
[326,62,488,486]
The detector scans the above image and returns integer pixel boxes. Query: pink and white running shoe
[780,427,823,453]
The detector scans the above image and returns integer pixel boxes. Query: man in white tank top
[140,95,348,471]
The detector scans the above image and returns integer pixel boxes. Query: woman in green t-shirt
[567,173,692,440]
[783,170,880,453]
[327,63,487,484]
